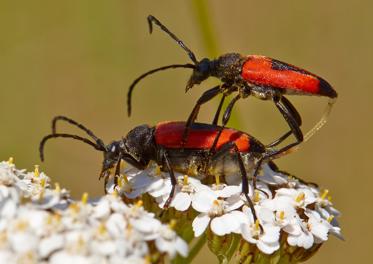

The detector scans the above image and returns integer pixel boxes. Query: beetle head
[186,58,213,91]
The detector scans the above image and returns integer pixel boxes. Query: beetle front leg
[182,85,221,145]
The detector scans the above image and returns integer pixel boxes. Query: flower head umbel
[105,162,343,263]
[0,160,188,263]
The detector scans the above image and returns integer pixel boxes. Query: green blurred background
[0,0,371,263]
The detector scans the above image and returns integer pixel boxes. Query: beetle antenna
[51,116,106,150]
[303,98,337,143]
[281,97,337,155]
[127,63,195,116]
[148,15,198,64]
[39,133,106,162]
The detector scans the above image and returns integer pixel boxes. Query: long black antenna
[39,133,105,161]
[51,115,106,150]
[148,15,198,64]
[127,63,194,116]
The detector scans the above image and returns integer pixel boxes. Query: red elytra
[155,121,250,152]
[241,55,336,97]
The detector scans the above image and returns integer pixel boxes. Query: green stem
[190,0,241,128]
[190,0,218,57]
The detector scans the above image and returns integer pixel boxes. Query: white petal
[10,232,38,253]
[192,190,216,213]
[90,240,117,256]
[260,225,280,243]
[39,235,64,258]
[257,240,279,255]
[301,231,314,249]
[171,192,191,211]
[211,215,233,236]
[240,224,257,244]
[156,238,176,258]
[257,207,274,224]
[192,213,210,237]
[215,185,241,198]
[242,206,255,224]
[130,216,161,234]
[225,194,245,211]
[49,252,94,264]
[92,199,110,219]
[310,222,329,241]
[283,223,302,236]
[175,237,189,257]
[0,251,13,264]
[131,172,155,189]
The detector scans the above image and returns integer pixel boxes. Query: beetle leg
[182,85,221,145]
[162,150,177,209]
[266,130,293,148]
[209,94,241,155]
[281,96,302,126]
[271,95,303,149]
[209,141,257,221]
[212,94,226,125]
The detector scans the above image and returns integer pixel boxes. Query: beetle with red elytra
[127,15,338,154]
[39,116,300,220]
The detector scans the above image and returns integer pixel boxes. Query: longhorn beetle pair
[127,15,338,155]
[40,116,298,219]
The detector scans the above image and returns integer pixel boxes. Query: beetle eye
[198,58,210,73]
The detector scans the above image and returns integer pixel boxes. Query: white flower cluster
[0,160,188,263]
[108,162,343,255]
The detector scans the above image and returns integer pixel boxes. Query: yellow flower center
[327,215,334,223]
[81,192,89,204]
[54,183,61,193]
[295,192,305,203]
[321,189,329,200]
[215,174,220,186]
[40,178,46,188]
[155,165,162,176]
[34,165,40,177]
[279,211,285,221]
[135,200,143,207]
[183,175,189,185]
[168,219,177,230]
[7,157,14,164]
[254,219,260,231]
[254,190,260,203]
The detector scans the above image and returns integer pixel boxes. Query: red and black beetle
[39,116,297,215]
[127,15,338,153]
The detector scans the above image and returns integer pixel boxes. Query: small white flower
[155,175,208,211]
[155,224,188,258]
[39,234,64,259]
[240,206,280,254]
[276,188,316,208]
[192,189,246,236]
[260,196,302,236]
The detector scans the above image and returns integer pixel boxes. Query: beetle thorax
[124,125,156,162]
[213,53,245,84]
